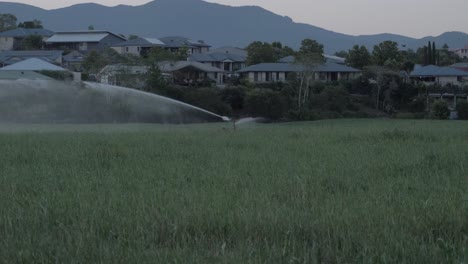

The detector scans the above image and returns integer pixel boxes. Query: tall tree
[427,41,432,65]
[0,13,17,32]
[346,45,371,69]
[294,39,325,109]
[21,35,43,50]
[245,41,276,65]
[432,42,437,65]
[372,41,402,67]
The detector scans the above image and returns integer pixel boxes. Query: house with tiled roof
[238,56,360,83]
[45,30,126,52]
[0,28,54,51]
[410,65,468,86]
[111,37,165,56]
[159,36,210,54]
[0,50,63,67]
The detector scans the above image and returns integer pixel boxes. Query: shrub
[245,89,287,120]
[408,97,426,113]
[456,100,468,120]
[219,87,246,111]
[183,88,232,116]
[431,100,450,120]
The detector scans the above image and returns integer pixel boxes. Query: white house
[46,30,127,52]
[0,28,54,51]
[410,65,468,86]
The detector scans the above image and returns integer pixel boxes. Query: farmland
[0,119,467,263]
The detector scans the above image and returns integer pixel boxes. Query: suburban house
[0,28,55,51]
[158,61,223,85]
[62,51,86,72]
[188,51,246,74]
[98,61,224,87]
[159,36,210,54]
[238,56,360,83]
[452,45,468,59]
[410,65,468,86]
[0,70,53,80]
[97,64,149,88]
[0,50,63,67]
[45,30,127,52]
[111,37,165,56]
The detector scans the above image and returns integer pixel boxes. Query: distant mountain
[1,0,468,53]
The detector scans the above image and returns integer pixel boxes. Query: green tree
[245,41,276,65]
[21,35,43,50]
[346,45,371,69]
[427,41,432,65]
[18,19,43,29]
[294,39,325,110]
[88,25,95,30]
[431,100,450,119]
[334,50,348,58]
[0,13,17,32]
[372,41,402,67]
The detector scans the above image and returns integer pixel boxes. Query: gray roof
[208,47,247,57]
[279,54,346,64]
[158,61,223,73]
[0,50,63,65]
[410,65,468,77]
[0,70,53,80]
[188,52,246,63]
[63,51,85,63]
[0,58,67,71]
[46,30,126,43]
[112,37,165,47]
[159,36,210,48]
[238,61,360,73]
[0,28,54,38]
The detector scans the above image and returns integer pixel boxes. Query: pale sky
[5,0,468,38]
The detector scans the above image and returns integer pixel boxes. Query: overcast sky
[6,0,468,38]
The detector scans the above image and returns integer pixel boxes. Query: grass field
[0,119,467,263]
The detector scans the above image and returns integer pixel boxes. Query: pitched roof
[410,65,468,77]
[238,61,360,73]
[159,36,210,48]
[0,58,67,71]
[63,50,85,63]
[46,30,126,43]
[0,28,54,38]
[0,70,53,80]
[208,47,247,57]
[279,54,346,64]
[0,50,63,65]
[158,61,223,73]
[112,37,165,47]
[189,52,246,63]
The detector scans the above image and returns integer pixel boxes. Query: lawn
[0,119,467,263]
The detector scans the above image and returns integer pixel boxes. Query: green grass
[0,119,467,263]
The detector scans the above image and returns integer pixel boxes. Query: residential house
[0,28,54,51]
[158,61,223,85]
[159,36,210,54]
[0,58,80,81]
[453,45,468,60]
[111,37,165,56]
[410,65,468,86]
[98,61,224,87]
[63,51,86,72]
[45,30,127,52]
[188,51,246,74]
[0,50,63,67]
[238,58,360,83]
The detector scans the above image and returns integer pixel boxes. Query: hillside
[1,0,468,52]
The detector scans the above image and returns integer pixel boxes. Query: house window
[265,72,270,82]
[254,72,258,82]
[276,72,280,81]
[126,47,129,52]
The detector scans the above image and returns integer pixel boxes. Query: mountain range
[1,0,468,53]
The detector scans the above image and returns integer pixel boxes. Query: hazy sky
[6,0,468,38]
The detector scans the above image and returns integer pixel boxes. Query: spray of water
[0,79,229,124]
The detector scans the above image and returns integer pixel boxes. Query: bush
[311,85,350,113]
[183,88,232,116]
[408,97,426,113]
[245,89,287,120]
[431,100,450,120]
[219,87,246,111]
[456,100,468,120]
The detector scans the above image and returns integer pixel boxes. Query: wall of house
[0,37,14,51]
[438,76,460,86]
[247,72,287,82]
